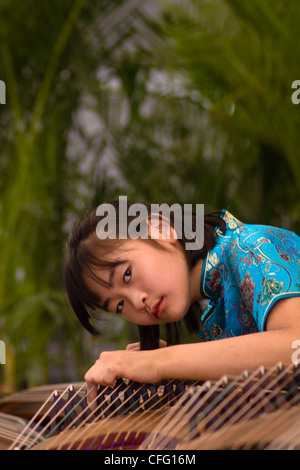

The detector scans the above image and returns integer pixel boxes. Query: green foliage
[164,0,300,228]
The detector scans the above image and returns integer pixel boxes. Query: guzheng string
[0,413,38,449]
[191,362,300,450]
[141,362,300,450]
[191,368,300,451]
[141,373,246,449]
[264,407,300,450]
[40,378,188,450]
[9,382,89,449]
[129,373,254,451]
[37,380,138,450]
[10,381,113,450]
[56,391,157,450]
[9,377,187,450]
[9,361,300,450]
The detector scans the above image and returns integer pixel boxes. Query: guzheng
[0,361,300,450]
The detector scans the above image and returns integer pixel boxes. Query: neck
[189,259,204,303]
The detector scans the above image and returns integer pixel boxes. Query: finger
[85,360,117,388]
[126,342,140,351]
[85,382,98,410]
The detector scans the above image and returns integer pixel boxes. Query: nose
[131,291,148,312]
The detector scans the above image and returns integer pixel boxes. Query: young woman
[64,199,300,403]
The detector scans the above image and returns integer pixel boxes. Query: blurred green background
[0,0,300,392]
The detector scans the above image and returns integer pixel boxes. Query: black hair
[63,199,226,348]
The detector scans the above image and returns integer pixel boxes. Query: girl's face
[84,236,202,326]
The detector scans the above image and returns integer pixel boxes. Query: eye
[123,267,131,283]
[116,300,124,314]
[116,268,131,314]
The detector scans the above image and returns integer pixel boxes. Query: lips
[151,297,164,319]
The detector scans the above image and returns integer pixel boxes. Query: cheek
[165,258,190,291]
[123,312,151,326]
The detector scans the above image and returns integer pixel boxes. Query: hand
[84,349,161,404]
[126,339,167,351]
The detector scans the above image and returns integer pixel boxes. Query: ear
[147,213,177,244]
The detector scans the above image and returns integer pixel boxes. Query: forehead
[82,264,118,312]
[83,261,121,289]
[82,238,159,287]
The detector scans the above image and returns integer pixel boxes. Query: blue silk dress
[199,211,300,341]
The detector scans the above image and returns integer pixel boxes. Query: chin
[169,309,188,323]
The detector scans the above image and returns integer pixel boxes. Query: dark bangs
[64,216,125,335]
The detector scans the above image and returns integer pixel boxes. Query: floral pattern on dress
[207,268,222,294]
[278,252,291,262]
[207,322,223,340]
[258,277,285,307]
[239,271,255,312]
[238,308,256,328]
[207,252,221,270]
